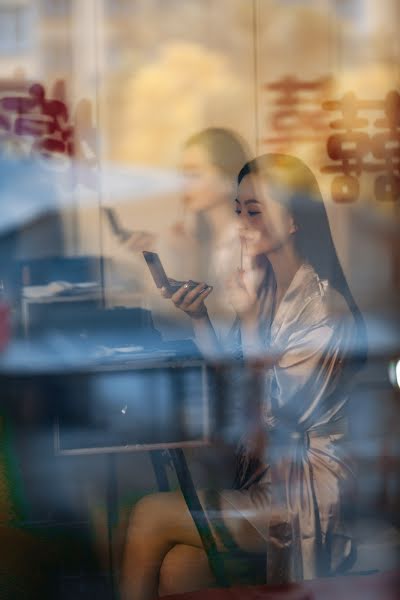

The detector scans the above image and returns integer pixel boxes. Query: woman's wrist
[191,311,221,356]
[191,308,210,323]
[239,308,258,328]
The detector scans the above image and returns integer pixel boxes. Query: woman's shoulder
[294,265,353,330]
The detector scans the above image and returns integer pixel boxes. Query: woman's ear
[289,217,298,235]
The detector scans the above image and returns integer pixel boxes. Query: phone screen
[142,251,172,292]
[143,251,199,296]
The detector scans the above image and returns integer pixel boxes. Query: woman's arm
[191,312,221,356]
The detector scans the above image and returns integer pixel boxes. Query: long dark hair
[238,153,367,365]
[185,127,249,185]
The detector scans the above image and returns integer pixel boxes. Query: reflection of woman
[122,154,366,599]
[169,127,249,275]
[127,128,249,333]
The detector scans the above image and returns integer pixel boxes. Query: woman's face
[181,144,230,213]
[235,174,296,257]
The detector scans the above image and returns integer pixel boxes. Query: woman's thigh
[130,488,267,593]
[132,488,267,555]
[157,487,269,597]
[199,488,269,554]
[158,545,215,596]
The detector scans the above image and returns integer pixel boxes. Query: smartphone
[102,206,132,243]
[142,251,198,295]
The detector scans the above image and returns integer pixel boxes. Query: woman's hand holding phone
[161,279,213,319]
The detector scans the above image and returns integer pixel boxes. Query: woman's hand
[226,268,259,322]
[161,279,213,320]
[124,230,157,252]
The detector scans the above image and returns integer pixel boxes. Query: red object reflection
[322,91,400,203]
[261,76,333,147]
[0,77,97,187]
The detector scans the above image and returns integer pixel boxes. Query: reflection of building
[0,1,73,77]
[0,1,36,74]
[0,1,95,95]
[39,0,73,78]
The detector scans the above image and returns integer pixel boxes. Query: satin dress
[204,262,359,584]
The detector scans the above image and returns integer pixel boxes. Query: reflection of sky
[0,157,184,237]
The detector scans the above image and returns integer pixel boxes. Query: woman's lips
[240,232,260,245]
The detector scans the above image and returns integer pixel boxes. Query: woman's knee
[159,544,214,596]
[127,491,182,539]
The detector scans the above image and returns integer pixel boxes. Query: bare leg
[121,491,205,600]
[121,489,265,600]
[158,545,215,596]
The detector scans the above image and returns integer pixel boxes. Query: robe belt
[268,418,348,447]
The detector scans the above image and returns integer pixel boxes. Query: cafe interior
[0,1,399,598]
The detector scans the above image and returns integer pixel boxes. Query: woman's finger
[236,268,248,290]
[160,286,171,299]
[188,286,213,311]
[125,233,142,251]
[171,282,192,305]
[137,233,155,250]
[125,231,155,251]
[180,282,208,306]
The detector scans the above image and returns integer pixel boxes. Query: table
[0,351,240,596]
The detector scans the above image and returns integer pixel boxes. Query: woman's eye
[248,211,261,217]
[234,209,242,215]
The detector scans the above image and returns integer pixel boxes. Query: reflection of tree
[107,42,245,167]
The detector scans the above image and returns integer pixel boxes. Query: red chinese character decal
[321,90,400,203]
[371,90,400,203]
[261,76,333,147]
[0,77,97,187]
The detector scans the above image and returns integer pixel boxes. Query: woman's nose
[236,210,247,225]
[238,212,250,227]
[237,223,248,236]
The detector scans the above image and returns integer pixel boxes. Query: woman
[124,128,249,338]
[122,154,366,599]
[167,127,249,284]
